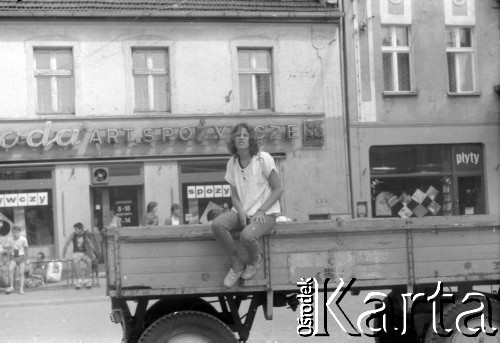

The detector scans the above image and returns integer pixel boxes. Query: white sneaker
[241,253,263,280]
[85,279,91,289]
[223,268,243,288]
[5,286,13,294]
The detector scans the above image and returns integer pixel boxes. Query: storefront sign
[0,192,49,207]
[0,118,324,161]
[0,121,301,150]
[454,145,482,171]
[303,119,324,146]
[115,200,136,226]
[90,124,301,145]
[0,122,80,149]
[187,184,231,199]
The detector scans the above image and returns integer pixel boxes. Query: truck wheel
[138,310,237,343]
[144,298,220,329]
[372,295,420,343]
[424,298,499,343]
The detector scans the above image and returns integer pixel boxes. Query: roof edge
[0,10,344,21]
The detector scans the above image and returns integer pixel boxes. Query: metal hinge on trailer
[239,236,274,320]
[114,229,122,297]
[405,228,416,313]
[241,235,272,287]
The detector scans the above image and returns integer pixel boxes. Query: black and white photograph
[0,0,499,342]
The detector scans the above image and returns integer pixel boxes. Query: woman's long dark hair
[227,123,260,156]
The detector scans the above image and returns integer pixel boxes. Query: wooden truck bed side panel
[266,230,408,290]
[412,228,500,284]
[106,230,117,288]
[105,226,409,293]
[118,240,229,289]
[104,220,500,297]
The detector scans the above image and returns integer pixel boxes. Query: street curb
[1,294,108,308]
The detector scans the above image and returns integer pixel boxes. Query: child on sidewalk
[5,226,29,294]
[24,252,46,288]
[0,251,10,289]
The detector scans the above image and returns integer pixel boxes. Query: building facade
[0,1,347,260]
[1,0,498,262]
[343,0,500,220]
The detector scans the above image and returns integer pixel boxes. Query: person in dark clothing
[62,222,98,289]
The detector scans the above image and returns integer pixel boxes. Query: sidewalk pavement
[1,276,108,308]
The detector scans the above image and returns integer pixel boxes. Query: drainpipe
[339,0,355,219]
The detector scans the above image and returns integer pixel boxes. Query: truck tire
[424,298,499,343]
[138,310,237,343]
[144,298,220,329]
[372,293,420,343]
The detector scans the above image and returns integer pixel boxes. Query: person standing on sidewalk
[164,203,181,226]
[62,222,98,289]
[109,205,122,228]
[211,123,283,288]
[141,202,159,226]
[5,226,29,294]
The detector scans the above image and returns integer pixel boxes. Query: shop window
[180,160,231,225]
[0,190,54,246]
[370,144,484,217]
[446,27,476,94]
[382,26,412,92]
[132,48,170,112]
[182,183,232,225]
[238,49,273,110]
[34,48,74,114]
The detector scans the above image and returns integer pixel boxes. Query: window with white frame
[446,27,476,93]
[34,49,74,114]
[238,49,273,110]
[381,26,412,92]
[132,49,169,112]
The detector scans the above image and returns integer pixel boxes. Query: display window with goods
[0,169,54,246]
[369,143,484,218]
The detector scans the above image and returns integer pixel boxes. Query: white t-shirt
[7,236,28,256]
[109,216,122,228]
[225,151,281,217]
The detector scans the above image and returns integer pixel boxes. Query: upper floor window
[382,26,412,92]
[34,49,74,114]
[132,49,169,112]
[446,27,476,93]
[238,49,273,111]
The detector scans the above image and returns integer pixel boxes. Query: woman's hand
[251,209,266,224]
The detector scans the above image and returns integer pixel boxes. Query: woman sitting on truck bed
[211,123,283,288]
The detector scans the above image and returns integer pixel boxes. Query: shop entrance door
[92,186,140,231]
